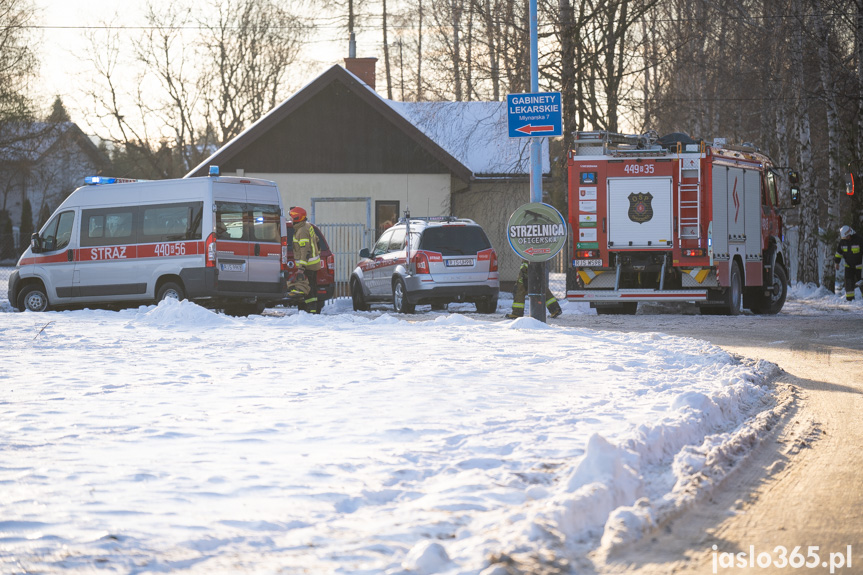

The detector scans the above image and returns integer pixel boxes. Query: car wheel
[475,296,497,314]
[17,284,50,312]
[392,279,415,314]
[156,281,185,303]
[351,280,369,311]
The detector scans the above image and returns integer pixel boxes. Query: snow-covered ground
[0,283,858,574]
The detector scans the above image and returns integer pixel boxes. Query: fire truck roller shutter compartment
[607,176,673,248]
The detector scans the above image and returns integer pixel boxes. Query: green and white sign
[507,202,568,262]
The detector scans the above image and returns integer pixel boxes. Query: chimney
[344,57,378,91]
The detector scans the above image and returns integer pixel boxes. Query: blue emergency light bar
[84,176,141,185]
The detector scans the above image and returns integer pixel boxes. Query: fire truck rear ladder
[677,143,703,244]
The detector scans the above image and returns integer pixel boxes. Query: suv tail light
[326,253,335,272]
[281,234,289,270]
[413,251,431,274]
[205,232,216,267]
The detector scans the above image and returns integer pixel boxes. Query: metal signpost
[505,0,563,322]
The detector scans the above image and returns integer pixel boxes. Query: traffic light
[789,170,800,206]
[844,172,855,196]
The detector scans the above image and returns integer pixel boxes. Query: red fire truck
[566,131,789,315]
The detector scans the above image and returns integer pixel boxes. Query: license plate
[573,259,603,267]
[445,258,474,267]
[220,263,244,272]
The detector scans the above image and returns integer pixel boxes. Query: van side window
[106,212,133,239]
[42,210,75,251]
[141,202,203,242]
[81,208,136,247]
[88,215,105,238]
[216,202,247,240]
[250,204,280,243]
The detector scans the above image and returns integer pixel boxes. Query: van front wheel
[18,285,49,312]
[157,282,185,303]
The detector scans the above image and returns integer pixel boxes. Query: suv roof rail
[396,215,475,225]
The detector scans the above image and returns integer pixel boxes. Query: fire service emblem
[628,192,654,223]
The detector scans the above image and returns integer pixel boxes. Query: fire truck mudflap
[566,131,789,315]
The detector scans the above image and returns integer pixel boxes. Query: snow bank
[129,298,238,328]
[1,302,787,574]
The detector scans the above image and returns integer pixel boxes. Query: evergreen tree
[0,210,15,261]
[37,202,51,229]
[46,96,71,123]
[19,198,33,255]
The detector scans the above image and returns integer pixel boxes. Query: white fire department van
[8,171,288,312]
[566,131,789,315]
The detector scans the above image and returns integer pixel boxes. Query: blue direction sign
[507,92,563,138]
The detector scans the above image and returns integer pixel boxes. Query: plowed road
[554,304,863,575]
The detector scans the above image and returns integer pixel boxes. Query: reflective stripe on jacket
[293,221,322,271]
[835,233,863,268]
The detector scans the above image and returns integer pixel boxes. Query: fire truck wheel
[724,262,743,316]
[18,284,50,312]
[751,264,788,315]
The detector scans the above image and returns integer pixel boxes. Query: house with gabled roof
[186,60,551,283]
[0,121,111,256]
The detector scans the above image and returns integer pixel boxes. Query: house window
[376,201,399,236]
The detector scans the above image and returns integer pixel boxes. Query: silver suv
[350,217,500,313]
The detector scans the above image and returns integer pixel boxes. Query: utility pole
[527,0,545,322]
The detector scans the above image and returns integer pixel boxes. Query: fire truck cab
[566,131,788,315]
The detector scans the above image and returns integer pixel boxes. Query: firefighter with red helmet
[287,207,322,313]
[834,225,863,301]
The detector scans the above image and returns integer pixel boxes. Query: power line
[16,11,859,32]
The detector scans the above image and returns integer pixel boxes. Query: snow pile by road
[1,299,783,574]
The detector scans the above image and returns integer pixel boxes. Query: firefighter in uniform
[287,207,322,313]
[506,260,563,319]
[834,225,863,301]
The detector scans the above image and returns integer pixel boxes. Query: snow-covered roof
[386,100,550,177]
[188,65,550,180]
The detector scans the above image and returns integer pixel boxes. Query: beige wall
[239,172,451,226]
[240,171,532,284]
[452,179,531,284]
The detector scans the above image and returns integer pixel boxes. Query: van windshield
[419,226,491,255]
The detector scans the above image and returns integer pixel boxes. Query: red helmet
[289,207,307,223]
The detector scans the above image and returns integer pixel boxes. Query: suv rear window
[419,226,491,255]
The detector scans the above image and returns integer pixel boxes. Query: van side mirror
[30,232,42,254]
[789,170,800,206]
[359,248,371,259]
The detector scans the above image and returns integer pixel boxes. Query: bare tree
[0,0,37,123]
[198,0,307,143]
[82,0,309,178]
